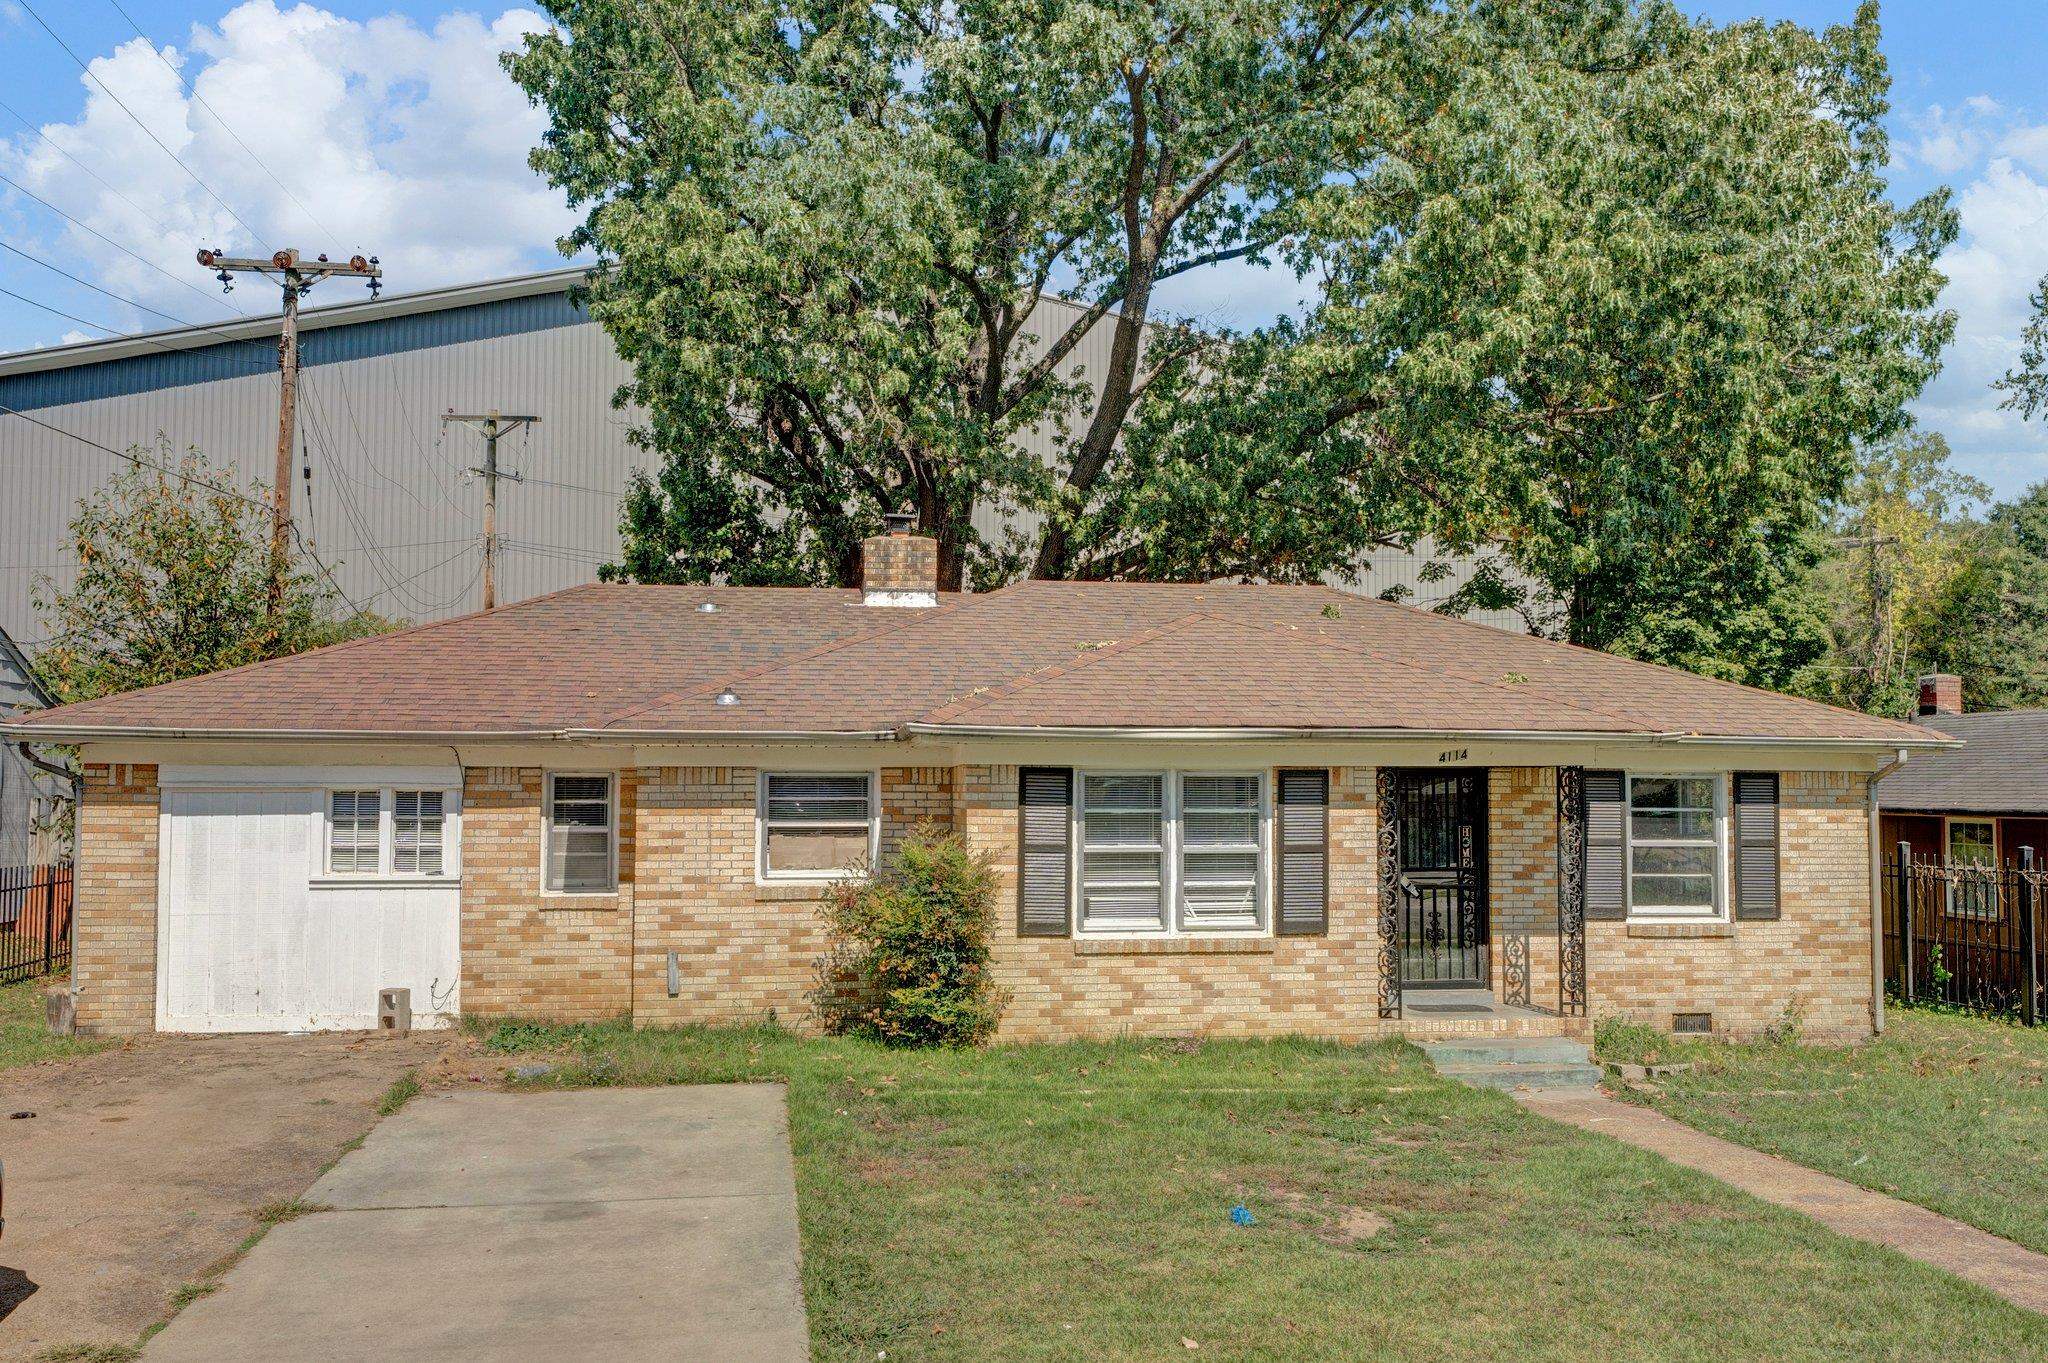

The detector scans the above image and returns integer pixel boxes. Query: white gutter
[1867,746,1911,1036]
[4,719,1954,750]
[897,722,1956,749]
[0,723,902,744]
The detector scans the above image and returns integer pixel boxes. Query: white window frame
[1623,772,1728,922]
[543,771,618,896]
[755,770,880,885]
[317,784,462,884]
[1943,816,2002,921]
[1072,769,1271,938]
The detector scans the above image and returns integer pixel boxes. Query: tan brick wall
[72,763,159,1035]
[1488,766,1561,1009]
[459,767,635,1020]
[960,764,1384,1041]
[1587,770,1875,1043]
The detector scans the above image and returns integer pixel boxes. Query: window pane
[552,775,609,804]
[1182,775,1258,809]
[393,790,445,875]
[1631,777,1714,812]
[1083,810,1162,847]
[1183,850,1257,885]
[1184,883,1258,921]
[1082,886,1164,930]
[765,774,871,822]
[1082,850,1162,883]
[1183,810,1258,847]
[1085,774,1162,811]
[1631,874,1714,908]
[765,826,870,875]
[552,798,609,828]
[1949,823,1995,866]
[329,790,379,873]
[1631,844,1716,876]
[1631,809,1716,841]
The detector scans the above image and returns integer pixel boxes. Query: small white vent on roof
[697,601,720,613]
[715,690,740,706]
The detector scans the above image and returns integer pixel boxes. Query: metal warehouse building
[0,267,1520,654]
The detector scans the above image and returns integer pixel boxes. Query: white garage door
[160,784,461,1033]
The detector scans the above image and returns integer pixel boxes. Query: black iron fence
[0,862,72,986]
[1882,850,2044,1024]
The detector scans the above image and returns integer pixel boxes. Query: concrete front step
[1420,1038,1603,1093]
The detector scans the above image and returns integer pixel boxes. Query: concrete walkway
[140,1085,810,1362]
[1522,1089,2048,1315]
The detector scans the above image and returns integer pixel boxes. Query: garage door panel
[161,787,460,1033]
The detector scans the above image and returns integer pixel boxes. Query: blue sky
[4,1,2046,494]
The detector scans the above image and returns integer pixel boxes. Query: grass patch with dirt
[1597,1005,2048,1255]
[479,1018,2048,1363]
[0,973,108,1070]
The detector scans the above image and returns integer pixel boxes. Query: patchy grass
[377,1070,422,1116]
[0,973,108,1070]
[35,1346,139,1362]
[166,1281,220,1311]
[1597,1006,2048,1256]
[481,1019,2048,1362]
[252,1198,332,1227]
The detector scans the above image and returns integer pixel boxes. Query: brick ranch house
[4,524,1948,1044]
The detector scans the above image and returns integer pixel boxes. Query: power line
[0,95,178,240]
[0,239,210,332]
[17,0,272,248]
[0,168,247,318]
[103,0,340,244]
[0,398,370,619]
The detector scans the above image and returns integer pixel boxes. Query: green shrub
[813,825,1006,1047]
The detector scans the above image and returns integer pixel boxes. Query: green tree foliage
[1919,487,2048,712]
[1997,271,2048,421]
[509,0,1952,689]
[32,443,395,705]
[815,827,1006,1047]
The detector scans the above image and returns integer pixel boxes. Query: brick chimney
[861,513,939,607]
[1917,673,1962,717]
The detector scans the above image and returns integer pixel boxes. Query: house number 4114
[1437,748,1468,764]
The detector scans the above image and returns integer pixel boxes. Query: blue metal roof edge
[0,288,590,413]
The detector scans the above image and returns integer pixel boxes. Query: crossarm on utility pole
[442,409,541,612]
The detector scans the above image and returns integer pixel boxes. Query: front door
[1392,770,1489,988]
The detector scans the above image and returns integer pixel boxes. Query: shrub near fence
[1882,848,2045,1024]
[0,862,72,986]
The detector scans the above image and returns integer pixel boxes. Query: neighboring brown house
[1879,675,2048,871]
[3,523,1944,1044]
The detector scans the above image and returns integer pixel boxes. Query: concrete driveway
[140,1084,810,1362]
[0,1032,443,1361]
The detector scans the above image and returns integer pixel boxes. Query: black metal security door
[1394,771,1489,988]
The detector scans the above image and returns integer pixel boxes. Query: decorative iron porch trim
[1376,767,1402,1019]
[1557,765,1587,1017]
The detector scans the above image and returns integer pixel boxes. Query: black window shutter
[1017,767,1073,937]
[1584,770,1626,921]
[1276,769,1330,936]
[1733,772,1781,921]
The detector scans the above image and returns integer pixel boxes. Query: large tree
[510,0,1952,680]
[32,444,392,705]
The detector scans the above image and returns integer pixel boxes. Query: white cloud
[1914,154,2048,492]
[1,2,576,332]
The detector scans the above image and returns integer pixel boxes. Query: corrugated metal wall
[0,280,1530,647]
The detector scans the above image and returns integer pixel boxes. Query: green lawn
[1598,1005,2048,1257]
[480,1020,2048,1362]
[0,973,107,1069]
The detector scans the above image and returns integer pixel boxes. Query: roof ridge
[20,581,606,725]
[1323,584,1932,743]
[592,582,1022,730]
[920,613,1215,724]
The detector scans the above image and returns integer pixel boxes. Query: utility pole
[441,410,540,611]
[198,247,381,615]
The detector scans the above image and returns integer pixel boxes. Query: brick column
[73,762,159,1035]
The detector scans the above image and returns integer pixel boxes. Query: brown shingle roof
[4,580,1938,746]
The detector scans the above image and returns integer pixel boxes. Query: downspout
[1867,748,1910,1037]
[14,740,82,809]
